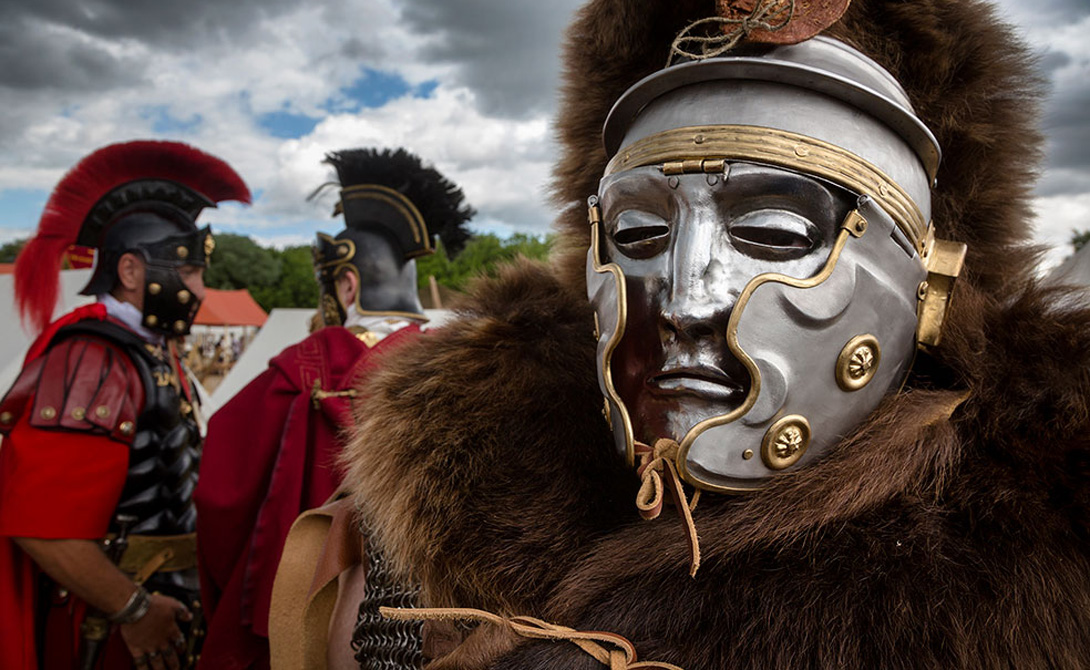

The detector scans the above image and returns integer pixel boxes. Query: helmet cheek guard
[137,226,212,336]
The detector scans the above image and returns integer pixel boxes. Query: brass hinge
[916,225,968,349]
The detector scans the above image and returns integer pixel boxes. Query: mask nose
[659,211,741,344]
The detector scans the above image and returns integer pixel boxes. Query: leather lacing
[380,607,684,670]
[635,439,702,577]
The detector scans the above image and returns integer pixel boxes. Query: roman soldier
[194,148,473,670]
[271,0,1090,669]
[0,140,250,670]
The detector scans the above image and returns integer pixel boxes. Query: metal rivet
[693,134,706,145]
[338,246,349,257]
[917,281,930,301]
[794,145,811,157]
[668,176,680,189]
[71,407,86,421]
[119,421,135,436]
[40,406,57,421]
[742,449,754,460]
[148,283,162,296]
[0,411,13,425]
[177,290,191,305]
[145,315,158,327]
[177,246,189,259]
[879,183,890,197]
[836,334,881,392]
[706,174,719,186]
[761,415,811,471]
[95,406,110,419]
[174,320,187,333]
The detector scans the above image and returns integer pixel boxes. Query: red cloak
[195,324,422,670]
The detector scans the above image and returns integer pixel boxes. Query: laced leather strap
[668,0,795,64]
[380,607,684,670]
[635,439,702,577]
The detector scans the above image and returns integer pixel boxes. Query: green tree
[205,234,319,312]
[417,233,554,292]
[205,233,281,290]
[1072,229,1090,254]
[0,238,26,263]
[248,246,319,311]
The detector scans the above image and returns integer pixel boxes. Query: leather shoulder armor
[0,322,146,445]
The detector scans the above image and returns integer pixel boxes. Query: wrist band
[107,586,152,624]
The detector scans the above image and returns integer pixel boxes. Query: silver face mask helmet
[587,36,967,492]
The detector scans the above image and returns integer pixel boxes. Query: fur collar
[342,260,1090,641]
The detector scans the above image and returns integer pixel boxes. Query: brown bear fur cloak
[338,0,1090,668]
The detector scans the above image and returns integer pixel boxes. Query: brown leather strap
[381,607,685,670]
[635,440,702,576]
[113,533,197,574]
[270,495,361,670]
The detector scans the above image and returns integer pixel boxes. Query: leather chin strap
[635,439,702,577]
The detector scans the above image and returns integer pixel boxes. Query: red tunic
[0,305,145,670]
[195,324,422,670]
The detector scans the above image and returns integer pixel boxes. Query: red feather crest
[15,140,252,334]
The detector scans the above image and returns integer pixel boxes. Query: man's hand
[119,593,192,670]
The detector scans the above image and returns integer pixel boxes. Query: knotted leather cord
[669,0,795,65]
[380,607,685,670]
[635,440,702,577]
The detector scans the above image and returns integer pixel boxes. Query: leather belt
[106,532,198,576]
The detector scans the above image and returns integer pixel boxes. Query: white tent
[0,269,95,396]
[1046,245,1090,288]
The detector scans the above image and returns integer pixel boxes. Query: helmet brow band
[605,124,927,254]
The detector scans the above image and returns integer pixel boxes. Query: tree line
[0,233,554,312]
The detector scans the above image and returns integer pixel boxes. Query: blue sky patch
[332,69,439,112]
[0,189,49,238]
[258,111,320,139]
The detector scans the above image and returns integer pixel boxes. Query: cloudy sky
[0,0,1085,268]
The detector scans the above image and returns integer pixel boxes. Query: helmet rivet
[40,406,57,421]
[761,415,810,470]
[71,407,86,421]
[693,134,706,145]
[0,411,12,425]
[145,315,158,327]
[148,283,162,295]
[119,421,135,436]
[174,320,187,334]
[917,281,930,301]
[836,334,881,392]
[177,245,189,259]
[742,449,754,461]
[177,290,191,304]
[668,176,680,189]
[338,245,349,257]
[95,406,110,419]
[794,145,811,157]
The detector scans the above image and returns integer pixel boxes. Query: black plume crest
[324,147,475,255]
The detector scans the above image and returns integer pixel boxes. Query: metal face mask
[140,225,213,337]
[587,36,966,492]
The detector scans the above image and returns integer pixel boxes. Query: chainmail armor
[351,531,424,670]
